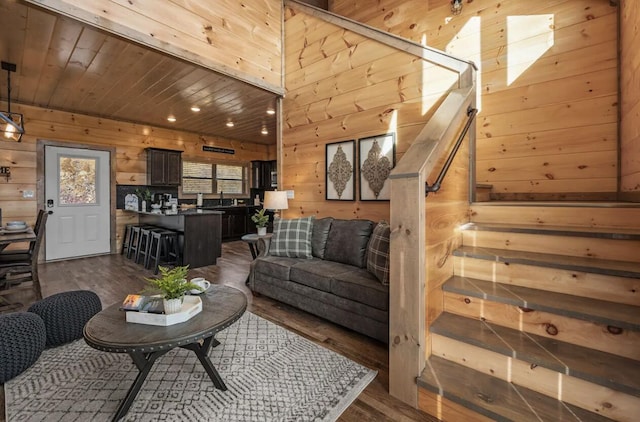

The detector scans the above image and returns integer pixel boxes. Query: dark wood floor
[1,240,436,422]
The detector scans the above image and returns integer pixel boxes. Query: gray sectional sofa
[249,217,389,343]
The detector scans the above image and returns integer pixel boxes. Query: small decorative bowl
[151,204,162,210]
[6,221,26,228]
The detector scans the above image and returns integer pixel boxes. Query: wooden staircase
[418,203,640,421]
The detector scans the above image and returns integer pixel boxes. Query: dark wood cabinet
[221,207,249,240]
[147,148,182,186]
[251,160,277,189]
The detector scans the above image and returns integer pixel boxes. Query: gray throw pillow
[311,217,334,259]
[367,221,390,285]
[324,219,374,268]
[269,216,315,259]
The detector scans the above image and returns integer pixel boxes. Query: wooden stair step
[418,356,613,422]
[469,203,640,231]
[453,245,640,279]
[471,202,640,208]
[443,276,640,331]
[463,222,640,240]
[431,312,640,396]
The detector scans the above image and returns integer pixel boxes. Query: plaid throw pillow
[269,216,315,259]
[367,221,390,285]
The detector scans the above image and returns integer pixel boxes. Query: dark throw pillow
[269,216,315,259]
[367,221,390,285]
[311,217,334,259]
[324,219,374,268]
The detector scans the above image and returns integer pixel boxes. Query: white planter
[257,227,267,236]
[163,297,183,314]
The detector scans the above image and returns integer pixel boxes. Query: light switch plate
[23,190,34,198]
[286,190,294,199]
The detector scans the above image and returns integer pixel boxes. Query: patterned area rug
[5,312,376,421]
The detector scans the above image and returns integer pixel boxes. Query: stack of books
[120,294,165,313]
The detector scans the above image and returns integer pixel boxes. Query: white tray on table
[125,296,202,326]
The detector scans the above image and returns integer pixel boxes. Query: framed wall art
[359,133,396,201]
[325,140,356,200]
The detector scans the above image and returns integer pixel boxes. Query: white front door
[44,146,111,260]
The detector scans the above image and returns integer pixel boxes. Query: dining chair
[0,211,48,301]
[0,209,47,258]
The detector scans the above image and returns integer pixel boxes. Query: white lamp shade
[263,190,288,210]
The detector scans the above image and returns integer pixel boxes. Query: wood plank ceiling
[0,1,278,145]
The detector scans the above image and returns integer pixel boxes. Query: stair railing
[285,0,477,408]
[388,84,476,405]
[425,106,478,196]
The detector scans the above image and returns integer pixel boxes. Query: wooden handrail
[285,0,477,78]
[390,86,476,180]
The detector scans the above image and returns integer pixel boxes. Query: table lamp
[263,190,288,219]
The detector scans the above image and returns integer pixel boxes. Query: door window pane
[59,156,97,205]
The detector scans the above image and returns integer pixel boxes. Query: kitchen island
[129,209,223,268]
[200,205,261,240]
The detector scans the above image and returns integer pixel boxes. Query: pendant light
[1,61,24,142]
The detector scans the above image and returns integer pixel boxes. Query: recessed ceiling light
[190,106,201,112]
[261,126,268,135]
[266,108,275,115]
[167,115,176,122]
[226,120,234,128]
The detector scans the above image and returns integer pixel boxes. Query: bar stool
[126,225,141,260]
[135,226,160,265]
[146,230,181,274]
[127,225,155,261]
[120,224,133,255]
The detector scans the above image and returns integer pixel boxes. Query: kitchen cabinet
[251,160,277,189]
[219,206,251,240]
[147,148,182,186]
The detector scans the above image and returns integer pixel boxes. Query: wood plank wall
[0,102,270,247]
[282,5,459,221]
[329,0,620,200]
[621,0,640,197]
[24,0,284,94]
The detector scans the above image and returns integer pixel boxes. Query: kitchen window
[182,161,248,195]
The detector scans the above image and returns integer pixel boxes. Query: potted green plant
[135,187,152,212]
[251,208,269,236]
[143,265,203,314]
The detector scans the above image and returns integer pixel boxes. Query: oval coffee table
[84,285,247,422]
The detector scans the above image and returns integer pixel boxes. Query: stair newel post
[389,173,426,407]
